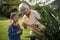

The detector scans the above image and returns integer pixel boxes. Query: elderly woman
[19,3,42,40]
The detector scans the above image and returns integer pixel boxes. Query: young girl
[8,12,22,40]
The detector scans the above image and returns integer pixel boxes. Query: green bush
[33,5,60,40]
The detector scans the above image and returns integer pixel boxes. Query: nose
[22,11,26,14]
[23,11,25,13]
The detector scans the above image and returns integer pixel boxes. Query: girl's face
[12,15,19,22]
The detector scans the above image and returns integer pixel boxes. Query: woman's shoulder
[30,10,38,15]
[30,10,37,12]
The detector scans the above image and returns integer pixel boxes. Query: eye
[23,9,26,11]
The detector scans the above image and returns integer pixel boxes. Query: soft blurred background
[0,0,60,40]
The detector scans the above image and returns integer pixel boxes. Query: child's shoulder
[9,24,13,29]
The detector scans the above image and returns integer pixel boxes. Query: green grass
[0,18,30,40]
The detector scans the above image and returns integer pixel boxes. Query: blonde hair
[10,12,18,19]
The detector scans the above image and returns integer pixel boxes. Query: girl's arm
[17,24,23,35]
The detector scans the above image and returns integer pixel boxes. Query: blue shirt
[8,24,21,40]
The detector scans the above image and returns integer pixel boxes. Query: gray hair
[19,3,29,11]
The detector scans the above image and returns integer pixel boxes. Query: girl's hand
[17,30,21,34]
[17,29,23,34]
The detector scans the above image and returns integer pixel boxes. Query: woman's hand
[30,24,38,28]
[22,22,28,29]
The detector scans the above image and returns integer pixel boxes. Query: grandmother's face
[21,8,29,15]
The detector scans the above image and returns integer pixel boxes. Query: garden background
[0,0,60,40]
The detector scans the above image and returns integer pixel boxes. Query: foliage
[0,0,21,18]
[0,0,32,18]
[33,5,60,40]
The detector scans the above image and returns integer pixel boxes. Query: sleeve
[22,15,28,29]
[8,26,17,37]
[22,15,29,24]
[34,10,41,19]
[34,10,41,25]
